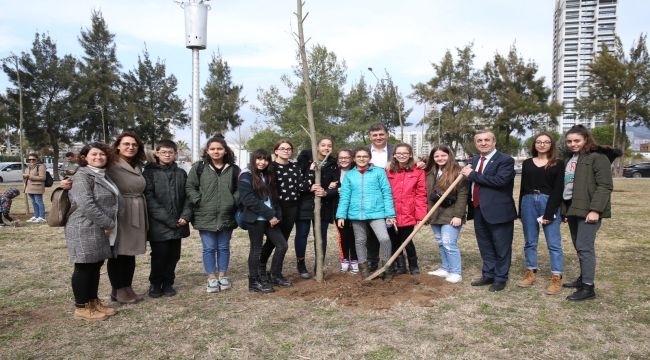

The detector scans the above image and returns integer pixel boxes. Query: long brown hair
[565,124,598,155]
[248,149,278,201]
[424,145,461,191]
[388,143,415,173]
[530,132,559,168]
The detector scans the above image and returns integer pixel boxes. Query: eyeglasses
[394,153,411,157]
[535,141,552,145]
[277,147,292,152]
[120,143,139,148]
[157,151,175,156]
[338,156,351,160]
[355,155,370,159]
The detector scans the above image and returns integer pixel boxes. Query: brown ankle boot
[358,262,370,278]
[74,303,108,321]
[115,287,137,304]
[90,299,116,316]
[517,269,536,288]
[126,287,144,302]
[546,274,563,295]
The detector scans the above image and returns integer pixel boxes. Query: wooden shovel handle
[365,173,465,281]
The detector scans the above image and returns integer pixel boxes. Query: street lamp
[368,67,403,142]
[1,54,29,213]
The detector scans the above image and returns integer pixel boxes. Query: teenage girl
[335,149,358,273]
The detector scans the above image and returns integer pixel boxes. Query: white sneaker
[218,276,232,290]
[206,278,220,293]
[26,217,37,223]
[350,261,359,274]
[427,268,449,277]
[339,260,350,273]
[36,217,47,223]
[445,273,462,284]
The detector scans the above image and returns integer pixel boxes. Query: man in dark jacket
[143,140,192,298]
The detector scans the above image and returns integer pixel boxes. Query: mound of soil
[271,271,460,309]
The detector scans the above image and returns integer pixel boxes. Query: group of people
[60,122,613,321]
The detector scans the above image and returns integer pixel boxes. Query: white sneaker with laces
[427,268,449,277]
[445,273,462,283]
[36,217,47,223]
[206,278,220,293]
[339,260,350,273]
[218,276,232,290]
[26,216,37,223]
[350,261,359,274]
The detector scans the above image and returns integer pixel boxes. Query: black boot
[270,273,292,287]
[248,276,274,293]
[408,256,420,275]
[297,259,312,279]
[394,254,407,275]
[566,283,595,301]
[563,276,583,289]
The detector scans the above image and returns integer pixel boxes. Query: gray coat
[65,167,119,263]
[107,158,148,255]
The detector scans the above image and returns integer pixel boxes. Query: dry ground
[0,178,649,359]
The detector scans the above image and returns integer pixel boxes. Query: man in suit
[461,130,517,292]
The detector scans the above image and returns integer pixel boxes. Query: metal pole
[192,48,201,162]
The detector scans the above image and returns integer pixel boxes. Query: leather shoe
[489,281,507,292]
[471,277,495,286]
[115,287,137,304]
[270,273,292,287]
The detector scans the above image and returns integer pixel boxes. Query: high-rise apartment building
[552,0,618,133]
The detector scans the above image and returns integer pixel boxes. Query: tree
[482,45,561,149]
[201,52,246,137]
[411,44,483,154]
[75,10,122,142]
[121,48,189,149]
[2,33,78,177]
[340,78,374,144]
[574,34,650,155]
[369,70,412,140]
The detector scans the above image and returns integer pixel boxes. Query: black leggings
[107,255,136,289]
[389,225,417,259]
[71,261,104,305]
[248,221,288,277]
[261,201,298,264]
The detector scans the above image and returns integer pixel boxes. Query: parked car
[623,162,650,178]
[0,162,24,182]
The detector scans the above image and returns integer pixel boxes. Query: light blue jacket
[336,165,395,221]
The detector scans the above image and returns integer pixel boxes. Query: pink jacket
[386,166,427,227]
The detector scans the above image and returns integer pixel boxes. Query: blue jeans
[431,224,462,275]
[520,194,563,274]
[28,193,45,218]
[294,219,329,260]
[199,229,233,275]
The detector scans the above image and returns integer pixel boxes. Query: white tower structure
[552,0,618,133]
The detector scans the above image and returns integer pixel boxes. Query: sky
[1,0,649,145]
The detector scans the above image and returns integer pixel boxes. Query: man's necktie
[472,156,486,208]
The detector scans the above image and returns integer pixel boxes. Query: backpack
[44,171,54,187]
[46,187,75,227]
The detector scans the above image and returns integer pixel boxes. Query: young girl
[336,147,396,280]
[186,136,240,293]
[424,145,467,284]
[295,137,339,271]
[517,133,565,295]
[562,125,614,301]
[386,143,426,275]
[239,149,290,293]
[261,140,312,279]
[335,149,358,273]
[144,140,193,298]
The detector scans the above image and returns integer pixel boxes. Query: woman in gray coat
[65,143,119,321]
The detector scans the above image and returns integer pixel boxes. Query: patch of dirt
[271,272,460,309]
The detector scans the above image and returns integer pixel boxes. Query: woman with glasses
[260,140,312,280]
[386,143,426,276]
[185,135,240,293]
[336,147,396,280]
[106,131,148,304]
[23,154,47,223]
[517,133,565,295]
[143,140,193,298]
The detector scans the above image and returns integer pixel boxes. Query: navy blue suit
[466,151,517,283]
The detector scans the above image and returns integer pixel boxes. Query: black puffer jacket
[296,150,339,222]
[143,161,192,242]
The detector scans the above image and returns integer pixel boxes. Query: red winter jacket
[386,166,427,227]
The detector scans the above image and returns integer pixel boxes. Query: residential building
[552,0,618,133]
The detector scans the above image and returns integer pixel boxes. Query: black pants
[389,225,417,259]
[336,221,357,261]
[248,221,288,277]
[71,261,104,305]
[107,255,136,289]
[261,201,298,263]
[149,239,182,287]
